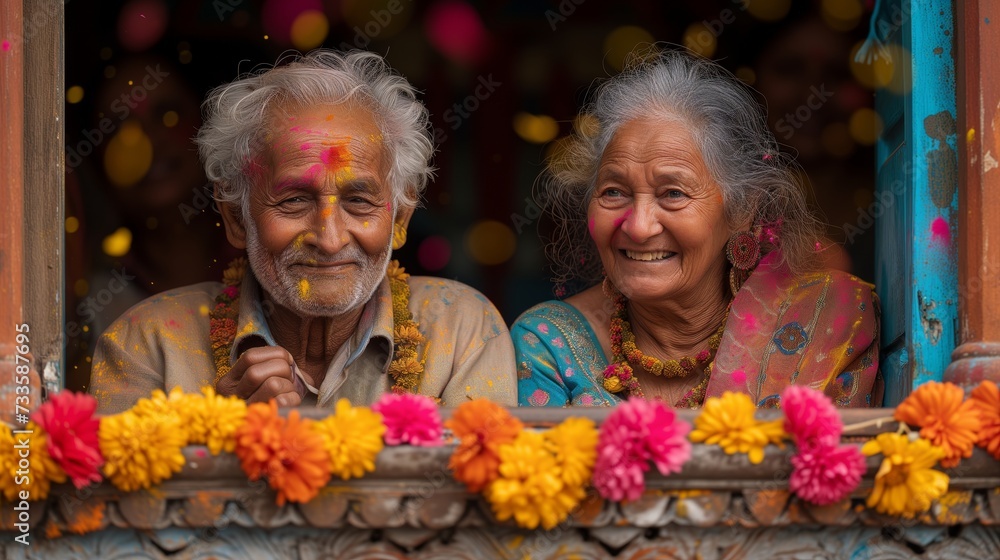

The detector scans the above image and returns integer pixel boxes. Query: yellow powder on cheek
[299,278,311,299]
[293,233,308,249]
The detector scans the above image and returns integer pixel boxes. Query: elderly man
[90,50,516,414]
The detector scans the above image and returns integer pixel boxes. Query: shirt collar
[230,269,396,373]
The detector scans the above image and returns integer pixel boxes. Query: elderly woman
[90,50,516,413]
[514,51,881,409]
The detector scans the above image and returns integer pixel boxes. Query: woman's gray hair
[543,49,823,291]
[196,49,434,215]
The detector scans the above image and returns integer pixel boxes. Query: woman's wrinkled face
[589,117,732,304]
[242,103,398,317]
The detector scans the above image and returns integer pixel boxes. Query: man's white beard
[244,217,391,318]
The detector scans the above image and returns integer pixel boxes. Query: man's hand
[216,346,304,406]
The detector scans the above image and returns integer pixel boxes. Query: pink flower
[782,385,842,447]
[222,285,239,299]
[592,399,691,501]
[372,393,443,447]
[32,391,104,488]
[789,442,866,505]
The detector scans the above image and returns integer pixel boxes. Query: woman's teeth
[624,250,674,261]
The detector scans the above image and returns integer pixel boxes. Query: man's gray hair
[196,49,434,214]
[543,49,823,289]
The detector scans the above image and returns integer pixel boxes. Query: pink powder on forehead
[613,209,633,229]
[300,143,312,151]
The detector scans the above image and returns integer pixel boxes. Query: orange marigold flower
[969,380,1000,460]
[446,399,523,492]
[895,381,981,468]
[234,401,331,506]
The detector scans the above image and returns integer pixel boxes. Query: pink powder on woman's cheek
[588,217,596,238]
[613,209,633,229]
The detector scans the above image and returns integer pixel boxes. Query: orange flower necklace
[601,281,729,403]
[210,258,425,394]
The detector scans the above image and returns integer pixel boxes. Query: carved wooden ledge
[3,409,999,558]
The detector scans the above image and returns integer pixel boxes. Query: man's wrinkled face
[244,103,395,317]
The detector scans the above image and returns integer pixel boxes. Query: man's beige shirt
[90,271,517,414]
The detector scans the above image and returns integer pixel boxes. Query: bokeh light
[425,1,488,66]
[117,0,169,52]
[746,0,792,22]
[66,86,84,104]
[74,279,89,298]
[735,66,756,85]
[513,113,559,144]
[104,121,153,188]
[262,0,324,45]
[821,122,855,157]
[418,235,452,271]
[342,0,413,41]
[604,26,655,72]
[65,216,80,234]
[291,10,329,50]
[178,50,192,64]
[849,41,908,93]
[99,47,113,60]
[849,108,883,145]
[162,110,179,127]
[102,227,133,257]
[466,220,516,266]
[682,22,716,58]
[822,0,863,31]
[104,66,117,79]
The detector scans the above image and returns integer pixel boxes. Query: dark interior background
[64,0,881,391]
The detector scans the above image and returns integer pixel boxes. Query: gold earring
[392,225,407,250]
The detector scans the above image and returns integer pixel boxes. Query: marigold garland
[970,380,1000,460]
[234,401,331,505]
[689,391,786,464]
[98,407,186,492]
[32,391,104,489]
[544,417,598,488]
[188,387,248,455]
[894,381,981,468]
[0,422,67,501]
[862,433,949,518]
[314,398,386,480]
[446,399,523,492]
[484,430,583,530]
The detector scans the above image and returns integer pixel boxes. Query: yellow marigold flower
[314,399,386,480]
[689,391,786,464]
[485,431,581,530]
[390,356,423,377]
[222,257,247,286]
[393,323,424,346]
[0,423,67,501]
[386,260,409,282]
[187,386,247,455]
[862,433,949,518]
[895,381,981,468]
[131,387,199,443]
[545,417,598,488]
[99,409,186,492]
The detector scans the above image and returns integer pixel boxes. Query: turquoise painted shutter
[872,0,959,405]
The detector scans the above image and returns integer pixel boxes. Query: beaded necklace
[210,258,425,394]
[601,284,729,404]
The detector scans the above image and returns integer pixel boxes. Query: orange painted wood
[947,0,1000,387]
[0,1,30,425]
